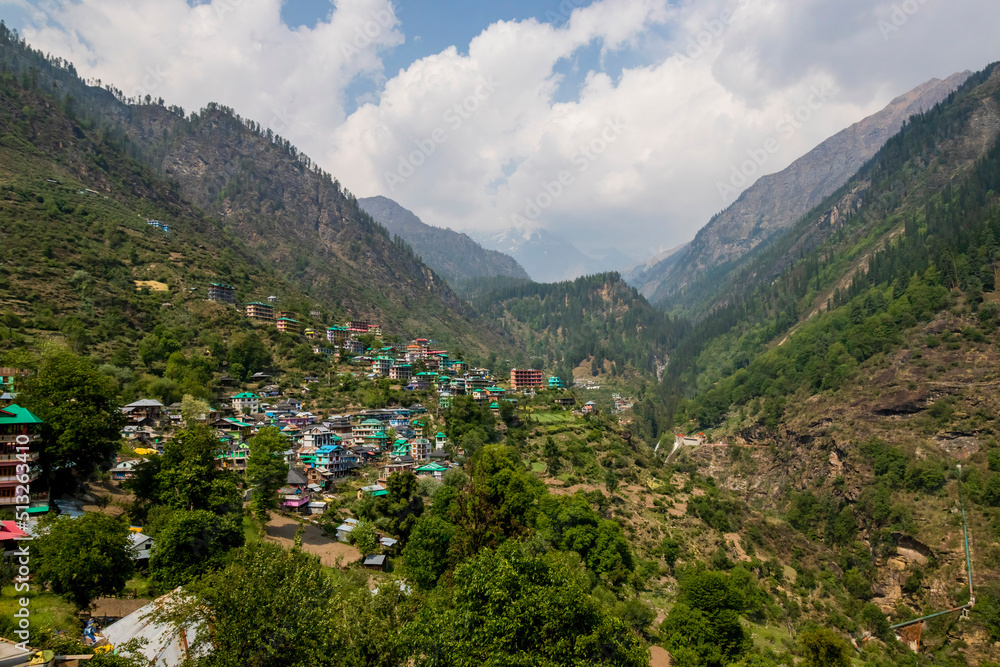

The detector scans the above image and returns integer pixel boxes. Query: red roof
[0,521,28,540]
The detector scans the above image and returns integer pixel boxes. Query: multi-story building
[245,302,276,321]
[389,364,412,381]
[276,317,301,334]
[231,392,259,414]
[0,404,45,508]
[371,356,393,376]
[327,326,349,345]
[352,418,384,444]
[300,425,339,451]
[410,438,432,461]
[548,377,565,389]
[510,368,544,390]
[208,283,236,305]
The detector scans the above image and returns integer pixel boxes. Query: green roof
[278,317,299,323]
[416,463,448,472]
[233,392,257,399]
[436,432,446,438]
[361,418,382,426]
[0,404,43,425]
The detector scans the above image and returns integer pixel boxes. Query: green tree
[228,332,272,381]
[180,393,210,424]
[32,513,135,608]
[604,468,619,497]
[192,543,342,667]
[149,509,244,588]
[246,426,290,524]
[660,569,751,666]
[127,426,240,515]
[365,470,425,546]
[428,541,648,666]
[351,519,379,555]
[401,515,456,590]
[797,628,850,667]
[17,345,125,492]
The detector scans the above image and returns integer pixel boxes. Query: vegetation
[31,513,135,608]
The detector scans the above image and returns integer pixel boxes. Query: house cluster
[115,389,456,516]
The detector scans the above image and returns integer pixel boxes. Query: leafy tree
[127,426,240,515]
[32,513,135,608]
[537,493,633,586]
[366,470,425,546]
[401,514,456,590]
[228,332,272,381]
[191,543,341,667]
[180,393,210,424]
[246,426,290,524]
[797,628,850,667]
[16,345,125,491]
[660,569,751,666]
[451,445,542,559]
[660,537,682,571]
[149,509,244,588]
[351,518,379,555]
[427,541,648,666]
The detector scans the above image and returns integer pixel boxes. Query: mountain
[356,195,530,284]
[465,272,684,382]
[0,26,509,356]
[473,228,604,283]
[622,243,687,285]
[634,70,972,310]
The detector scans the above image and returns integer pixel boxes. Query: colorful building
[245,301,276,321]
[0,404,45,508]
[510,368,544,390]
[276,317,301,334]
[231,392,259,414]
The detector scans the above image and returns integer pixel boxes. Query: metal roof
[101,589,206,667]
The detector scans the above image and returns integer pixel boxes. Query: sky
[2,0,999,260]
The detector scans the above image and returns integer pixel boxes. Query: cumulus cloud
[7,0,1000,257]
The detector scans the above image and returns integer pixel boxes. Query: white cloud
[8,0,1000,258]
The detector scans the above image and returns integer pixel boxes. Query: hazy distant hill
[473,228,604,283]
[634,70,972,310]
[357,196,530,284]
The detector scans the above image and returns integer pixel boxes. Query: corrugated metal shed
[101,589,206,667]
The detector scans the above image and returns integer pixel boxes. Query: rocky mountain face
[634,70,972,310]
[357,196,530,284]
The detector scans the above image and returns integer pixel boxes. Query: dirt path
[265,515,360,568]
[649,646,672,667]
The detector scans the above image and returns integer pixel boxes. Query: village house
[510,368,544,391]
[130,531,155,561]
[352,418,384,444]
[389,364,412,381]
[276,317,301,334]
[327,325,349,345]
[0,404,45,508]
[410,438,432,461]
[371,356,393,376]
[111,459,140,481]
[207,283,236,305]
[231,392,259,414]
[415,462,448,480]
[548,376,565,389]
[123,398,165,421]
[245,301,276,321]
[583,401,596,414]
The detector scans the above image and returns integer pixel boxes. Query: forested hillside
[464,273,685,383]
[0,23,509,356]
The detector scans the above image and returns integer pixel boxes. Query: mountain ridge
[357,195,531,284]
[634,70,973,310]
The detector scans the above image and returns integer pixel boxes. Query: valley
[0,15,1000,667]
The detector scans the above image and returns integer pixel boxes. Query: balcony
[0,452,38,462]
[0,472,40,485]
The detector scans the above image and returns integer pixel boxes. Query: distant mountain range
[357,196,530,284]
[630,70,972,311]
[471,228,634,283]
